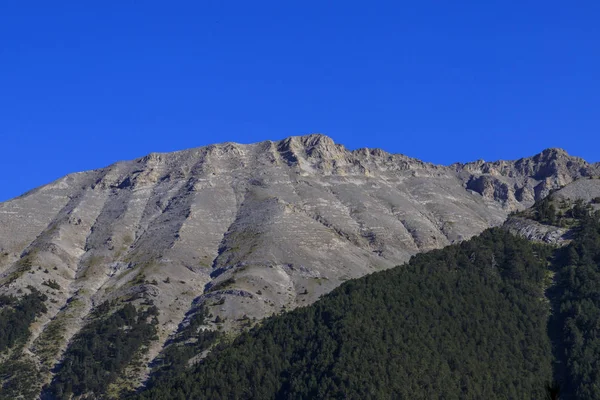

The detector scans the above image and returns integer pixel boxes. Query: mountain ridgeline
[1,135,600,398]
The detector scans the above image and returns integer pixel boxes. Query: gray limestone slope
[0,134,598,392]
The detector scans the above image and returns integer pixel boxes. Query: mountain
[134,201,600,400]
[0,134,598,397]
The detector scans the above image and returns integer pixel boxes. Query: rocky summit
[1,134,598,392]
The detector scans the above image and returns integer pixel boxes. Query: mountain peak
[537,147,571,159]
[295,133,334,144]
[279,133,337,150]
[540,147,568,155]
[274,133,346,164]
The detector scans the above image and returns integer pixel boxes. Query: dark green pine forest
[550,207,600,399]
[3,201,600,399]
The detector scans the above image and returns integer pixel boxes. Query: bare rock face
[457,148,597,208]
[1,134,598,391]
[550,177,600,206]
[502,216,571,245]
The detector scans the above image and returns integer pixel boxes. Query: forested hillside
[136,229,555,399]
[550,206,600,398]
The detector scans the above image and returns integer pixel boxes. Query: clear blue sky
[1,1,599,201]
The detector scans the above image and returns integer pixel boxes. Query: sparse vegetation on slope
[514,194,592,229]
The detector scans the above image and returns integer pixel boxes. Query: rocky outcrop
[503,216,571,245]
[456,148,598,208]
